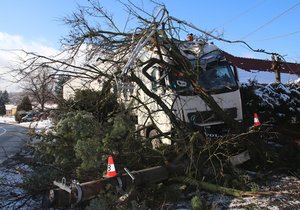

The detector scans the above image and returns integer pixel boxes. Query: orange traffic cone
[253,113,261,127]
[106,155,117,177]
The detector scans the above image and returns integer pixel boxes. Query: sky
[0,0,299,92]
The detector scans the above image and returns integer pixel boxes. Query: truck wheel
[148,129,162,149]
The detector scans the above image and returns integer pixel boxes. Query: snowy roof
[223,52,300,75]
[5,104,17,110]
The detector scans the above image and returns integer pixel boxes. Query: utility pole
[47,164,186,208]
[271,54,283,83]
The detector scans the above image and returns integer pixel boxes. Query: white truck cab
[121,39,243,142]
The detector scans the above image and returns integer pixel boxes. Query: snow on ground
[174,174,300,209]
[2,115,298,209]
[0,115,53,131]
[0,116,17,124]
[0,116,52,209]
[0,160,41,209]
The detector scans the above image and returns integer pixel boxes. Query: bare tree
[13,0,256,135]
[8,2,298,209]
[21,67,55,112]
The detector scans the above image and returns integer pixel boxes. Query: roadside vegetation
[1,0,299,209]
[0,90,9,116]
[18,81,299,209]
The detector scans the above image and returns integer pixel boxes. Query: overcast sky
[0,0,299,92]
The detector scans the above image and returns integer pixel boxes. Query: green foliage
[56,111,100,140]
[33,107,145,181]
[0,90,9,115]
[240,83,261,127]
[85,193,149,210]
[65,88,119,123]
[0,90,9,104]
[75,138,102,168]
[20,165,63,194]
[241,82,300,127]
[85,196,111,210]
[34,111,101,176]
[28,80,300,208]
[191,195,205,210]
[102,113,135,152]
[17,96,32,112]
[31,87,142,184]
[74,111,145,178]
[128,200,148,210]
[0,103,5,116]
[29,89,165,206]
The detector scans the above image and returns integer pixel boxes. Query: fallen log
[277,126,300,138]
[47,164,185,208]
[174,176,275,197]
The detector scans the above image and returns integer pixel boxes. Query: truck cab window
[198,62,238,93]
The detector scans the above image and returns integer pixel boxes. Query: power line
[251,29,300,42]
[217,0,267,29]
[241,2,300,40]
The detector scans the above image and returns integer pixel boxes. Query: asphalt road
[0,123,29,164]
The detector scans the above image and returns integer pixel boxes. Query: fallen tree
[45,128,299,208]
[9,1,299,209]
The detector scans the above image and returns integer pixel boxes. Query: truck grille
[187,108,237,124]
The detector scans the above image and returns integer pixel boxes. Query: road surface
[0,122,29,164]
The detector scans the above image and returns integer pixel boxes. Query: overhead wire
[250,29,300,42]
[170,15,276,56]
[241,2,300,40]
[217,0,268,29]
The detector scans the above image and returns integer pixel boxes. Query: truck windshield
[167,61,238,95]
[197,63,238,93]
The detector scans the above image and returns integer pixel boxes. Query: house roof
[223,52,300,75]
[5,104,17,110]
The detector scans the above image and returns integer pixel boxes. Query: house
[5,104,17,116]
[63,77,102,100]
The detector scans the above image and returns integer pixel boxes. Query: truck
[119,35,243,144]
